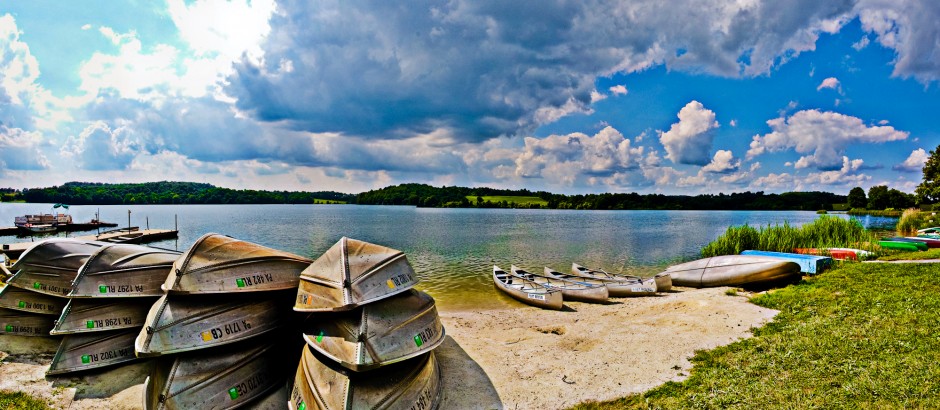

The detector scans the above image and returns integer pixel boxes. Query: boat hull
[0,285,66,315]
[664,255,801,288]
[51,298,157,335]
[510,265,608,303]
[7,239,106,297]
[878,241,924,252]
[565,264,657,296]
[0,307,55,336]
[70,244,180,298]
[740,250,832,275]
[793,248,873,261]
[493,266,563,310]
[46,329,140,375]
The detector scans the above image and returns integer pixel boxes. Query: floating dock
[0,221,118,236]
[1,229,178,261]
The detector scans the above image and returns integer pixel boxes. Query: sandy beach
[0,285,776,409]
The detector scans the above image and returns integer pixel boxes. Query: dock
[1,229,178,261]
[0,221,118,235]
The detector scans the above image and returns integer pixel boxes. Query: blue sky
[1,1,938,195]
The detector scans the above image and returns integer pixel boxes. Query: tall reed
[702,216,879,257]
[896,208,933,235]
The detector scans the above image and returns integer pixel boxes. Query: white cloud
[857,1,940,83]
[892,148,928,173]
[513,126,644,185]
[701,150,740,173]
[752,172,795,189]
[746,109,908,170]
[852,36,870,50]
[61,121,138,170]
[0,124,49,170]
[590,90,607,103]
[816,76,841,92]
[609,85,628,95]
[803,156,871,186]
[729,119,737,127]
[658,101,719,166]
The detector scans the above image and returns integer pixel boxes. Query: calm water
[0,204,897,310]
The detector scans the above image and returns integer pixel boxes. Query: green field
[465,195,548,206]
[571,261,940,409]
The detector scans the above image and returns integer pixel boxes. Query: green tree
[915,144,940,204]
[847,187,867,208]
[868,185,889,210]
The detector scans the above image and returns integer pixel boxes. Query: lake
[0,203,898,310]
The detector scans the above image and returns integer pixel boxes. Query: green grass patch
[847,208,904,217]
[877,248,940,261]
[701,216,879,257]
[570,262,940,409]
[313,199,345,204]
[465,195,549,206]
[0,391,50,410]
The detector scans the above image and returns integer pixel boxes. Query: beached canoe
[740,250,832,275]
[0,285,66,315]
[144,337,290,410]
[295,237,418,312]
[793,247,873,261]
[903,236,940,248]
[69,243,180,298]
[510,265,608,303]
[0,307,55,336]
[46,328,140,375]
[917,227,940,235]
[302,289,445,372]
[492,265,563,310]
[6,239,106,297]
[289,345,442,410]
[135,291,293,357]
[163,233,312,294]
[51,298,156,335]
[878,240,925,252]
[568,263,657,296]
[663,255,801,288]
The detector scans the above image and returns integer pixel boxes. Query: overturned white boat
[51,298,156,335]
[0,284,66,315]
[46,328,140,375]
[69,243,180,298]
[663,255,801,288]
[6,239,106,297]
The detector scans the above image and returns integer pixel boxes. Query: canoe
[289,345,442,410]
[6,239,107,297]
[793,247,873,261]
[878,240,925,252]
[295,237,418,312]
[568,263,657,296]
[143,337,289,410]
[70,244,180,298]
[46,328,140,375]
[51,298,157,335]
[0,285,66,315]
[302,289,445,371]
[903,237,940,248]
[663,255,801,288]
[492,265,563,310]
[163,233,311,294]
[510,265,608,303]
[0,307,55,336]
[740,250,832,275]
[917,227,940,234]
[135,291,293,357]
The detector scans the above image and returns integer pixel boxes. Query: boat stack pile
[135,233,312,409]
[290,237,446,410]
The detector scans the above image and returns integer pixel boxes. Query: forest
[2,182,354,205]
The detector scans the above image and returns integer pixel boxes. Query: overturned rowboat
[289,345,442,410]
[492,265,563,310]
[6,239,106,297]
[663,255,801,288]
[135,291,293,357]
[70,243,180,298]
[0,307,55,336]
[51,298,156,335]
[162,233,312,294]
[566,264,657,296]
[0,284,66,315]
[46,328,140,375]
[295,237,418,312]
[302,289,445,371]
[143,337,290,410]
[510,265,608,303]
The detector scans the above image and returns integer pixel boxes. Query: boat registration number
[631,287,655,293]
[527,293,546,301]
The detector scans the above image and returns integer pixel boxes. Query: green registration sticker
[414,334,423,347]
[18,301,26,308]
[236,278,246,288]
[298,401,306,410]
[4,325,12,332]
[99,285,108,293]
[228,387,239,400]
[81,355,91,364]
[87,320,95,329]
[316,330,324,343]
[33,282,41,289]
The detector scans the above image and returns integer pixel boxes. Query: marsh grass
[570,262,940,409]
[895,209,936,235]
[0,391,50,410]
[701,216,879,257]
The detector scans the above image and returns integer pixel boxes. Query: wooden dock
[1,229,178,260]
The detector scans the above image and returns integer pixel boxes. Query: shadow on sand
[436,335,503,409]
[49,359,153,399]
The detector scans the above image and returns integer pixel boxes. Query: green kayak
[878,240,925,252]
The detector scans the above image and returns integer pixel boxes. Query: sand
[0,286,777,409]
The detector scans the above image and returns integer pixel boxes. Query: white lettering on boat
[527,293,546,301]
[630,287,655,293]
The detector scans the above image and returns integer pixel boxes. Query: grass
[570,262,940,409]
[878,248,940,261]
[465,195,549,206]
[0,391,50,410]
[847,208,905,217]
[701,216,879,257]
[896,209,938,235]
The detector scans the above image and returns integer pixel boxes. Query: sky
[1,1,939,195]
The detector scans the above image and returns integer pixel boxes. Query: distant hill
[14,181,355,205]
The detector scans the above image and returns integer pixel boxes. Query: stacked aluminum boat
[290,237,446,410]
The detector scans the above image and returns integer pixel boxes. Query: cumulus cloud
[513,126,644,185]
[61,122,138,170]
[0,124,49,170]
[803,156,871,186]
[658,101,719,166]
[858,1,940,83]
[816,76,841,92]
[609,85,628,95]
[892,148,928,172]
[746,109,908,170]
[701,150,741,173]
